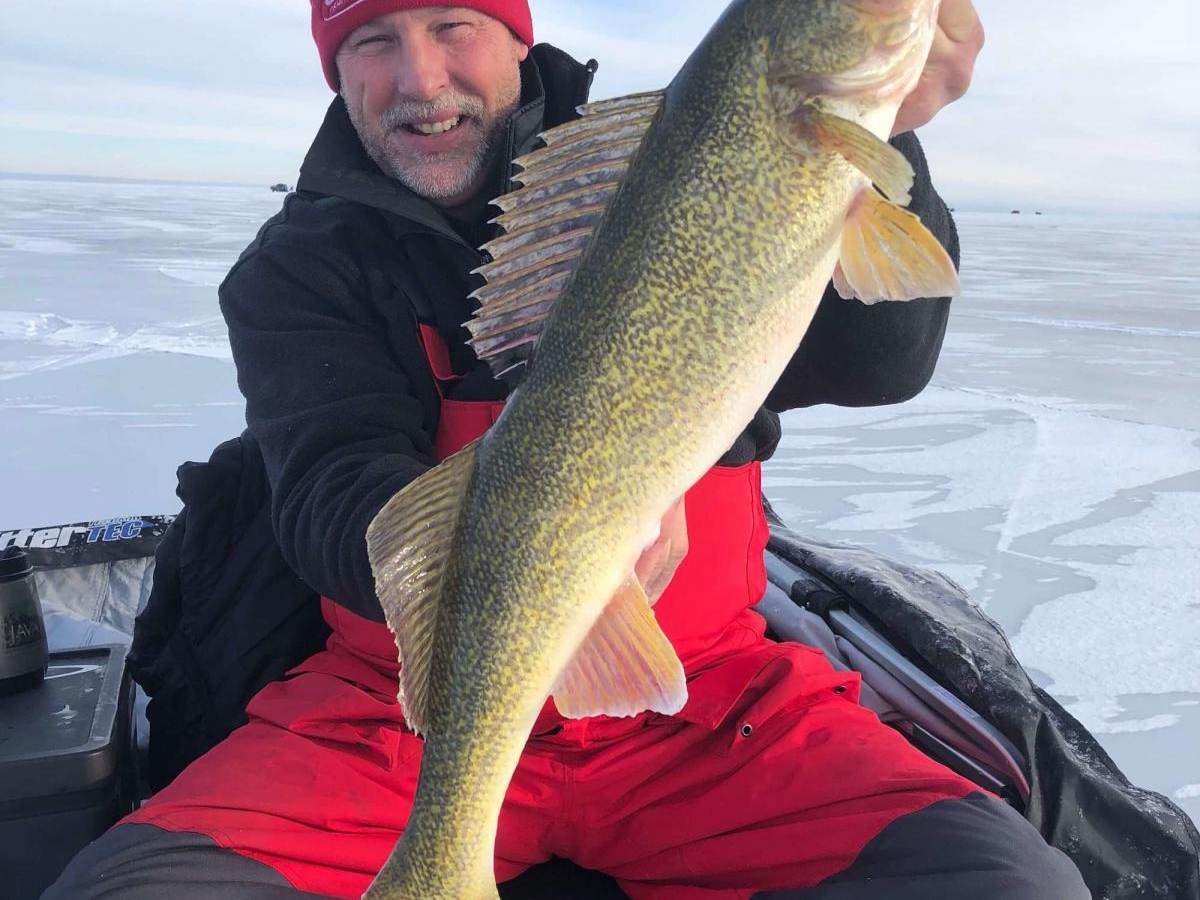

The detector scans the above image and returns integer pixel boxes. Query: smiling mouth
[402,116,465,136]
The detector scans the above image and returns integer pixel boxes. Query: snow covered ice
[1,176,1197,825]
[0,177,275,527]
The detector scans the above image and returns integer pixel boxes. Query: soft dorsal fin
[465,90,665,379]
[365,440,479,736]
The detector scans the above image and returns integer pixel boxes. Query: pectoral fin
[552,575,687,719]
[365,441,479,736]
[795,107,914,205]
[835,188,960,304]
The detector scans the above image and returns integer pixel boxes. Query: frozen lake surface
[767,209,1200,824]
[1,176,1197,824]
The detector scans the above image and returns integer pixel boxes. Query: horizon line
[2,170,1196,218]
[0,170,269,190]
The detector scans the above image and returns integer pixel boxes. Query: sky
[1,0,1197,213]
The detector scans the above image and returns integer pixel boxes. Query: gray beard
[349,92,518,205]
[379,121,502,203]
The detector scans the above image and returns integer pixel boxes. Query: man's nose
[393,33,450,101]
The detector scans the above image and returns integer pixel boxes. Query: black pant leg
[755,793,1091,900]
[41,823,332,900]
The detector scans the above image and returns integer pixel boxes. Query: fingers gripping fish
[364,1,956,896]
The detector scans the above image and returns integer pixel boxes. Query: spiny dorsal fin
[552,574,687,719]
[466,90,665,379]
[365,440,479,736]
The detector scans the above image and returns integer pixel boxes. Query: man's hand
[635,497,689,606]
[892,0,985,136]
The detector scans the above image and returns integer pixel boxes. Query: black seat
[501,858,626,899]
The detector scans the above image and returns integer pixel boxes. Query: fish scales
[365,1,952,897]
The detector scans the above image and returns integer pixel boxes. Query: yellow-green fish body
[364,1,956,897]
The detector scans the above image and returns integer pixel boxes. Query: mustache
[381,91,487,129]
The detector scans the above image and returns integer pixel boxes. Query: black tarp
[125,433,327,792]
[765,523,1200,900]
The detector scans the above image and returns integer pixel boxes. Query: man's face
[337,7,529,208]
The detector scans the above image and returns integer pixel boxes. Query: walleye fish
[364,1,957,896]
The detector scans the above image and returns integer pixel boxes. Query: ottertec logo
[322,0,369,20]
[0,518,146,551]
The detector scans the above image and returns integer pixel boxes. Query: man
[47,2,1090,898]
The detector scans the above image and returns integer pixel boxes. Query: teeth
[413,117,461,135]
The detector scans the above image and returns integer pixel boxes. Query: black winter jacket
[219,44,959,624]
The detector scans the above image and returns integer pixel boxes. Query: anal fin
[836,189,960,304]
[552,575,686,719]
[365,441,479,736]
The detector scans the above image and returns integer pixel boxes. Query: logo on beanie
[322,0,370,21]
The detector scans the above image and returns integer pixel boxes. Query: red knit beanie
[311,0,534,91]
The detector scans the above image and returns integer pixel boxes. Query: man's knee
[42,822,317,899]
[850,792,1089,900]
[756,792,1090,900]
[1027,842,1093,900]
[43,823,142,900]
[952,794,1091,900]
[1010,828,1092,900]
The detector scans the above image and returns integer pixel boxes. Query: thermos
[0,545,49,695]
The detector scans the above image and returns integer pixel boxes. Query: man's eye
[355,35,390,48]
[437,22,469,34]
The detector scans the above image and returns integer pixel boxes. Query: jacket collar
[295,44,596,247]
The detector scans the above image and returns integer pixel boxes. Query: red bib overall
[125,324,977,899]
